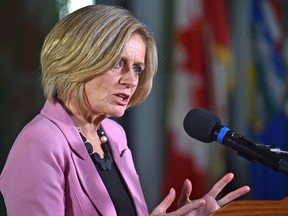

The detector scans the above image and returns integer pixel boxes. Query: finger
[151,188,176,214]
[217,185,250,206]
[169,199,206,216]
[208,173,234,197]
[177,179,192,207]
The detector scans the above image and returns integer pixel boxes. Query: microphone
[183,108,288,175]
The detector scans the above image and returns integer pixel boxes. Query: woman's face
[85,34,146,118]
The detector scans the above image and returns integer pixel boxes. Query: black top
[93,155,137,215]
[79,131,137,215]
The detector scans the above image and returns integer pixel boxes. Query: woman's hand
[150,173,250,216]
[151,188,206,216]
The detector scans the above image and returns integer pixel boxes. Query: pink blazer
[0,100,149,215]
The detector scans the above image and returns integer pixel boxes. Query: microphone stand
[214,129,288,175]
[256,143,288,175]
[238,136,288,175]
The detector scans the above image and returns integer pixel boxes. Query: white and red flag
[163,0,233,210]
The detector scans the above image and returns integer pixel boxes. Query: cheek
[85,82,102,103]
[134,79,140,91]
[133,85,138,93]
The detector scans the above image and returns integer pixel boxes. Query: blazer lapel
[41,101,148,215]
[102,121,149,215]
[71,153,117,215]
[41,100,117,215]
[112,149,149,215]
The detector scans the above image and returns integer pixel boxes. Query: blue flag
[248,0,288,200]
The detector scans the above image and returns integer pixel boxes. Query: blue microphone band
[217,127,230,143]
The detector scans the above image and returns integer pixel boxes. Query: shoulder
[17,114,68,150]
[0,115,68,215]
[7,114,69,169]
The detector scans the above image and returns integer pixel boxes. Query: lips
[114,93,130,105]
[117,94,127,100]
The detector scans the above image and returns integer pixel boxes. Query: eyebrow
[121,56,145,69]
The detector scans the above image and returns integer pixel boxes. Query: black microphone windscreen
[183,108,221,143]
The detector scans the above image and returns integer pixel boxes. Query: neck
[65,102,106,134]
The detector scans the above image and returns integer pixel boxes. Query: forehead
[121,34,146,61]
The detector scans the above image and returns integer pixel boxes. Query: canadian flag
[163,0,232,211]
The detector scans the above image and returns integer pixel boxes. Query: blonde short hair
[41,4,158,110]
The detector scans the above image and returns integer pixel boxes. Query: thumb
[151,188,176,215]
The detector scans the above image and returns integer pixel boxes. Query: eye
[132,65,143,75]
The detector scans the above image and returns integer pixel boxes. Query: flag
[162,0,233,210]
[248,0,288,199]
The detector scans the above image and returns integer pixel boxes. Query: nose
[120,68,138,88]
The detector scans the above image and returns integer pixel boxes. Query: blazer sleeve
[0,117,67,216]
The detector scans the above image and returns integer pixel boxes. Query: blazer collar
[40,100,117,215]
[40,100,88,160]
[102,122,149,215]
[40,100,148,215]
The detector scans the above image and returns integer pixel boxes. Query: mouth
[116,94,128,101]
[114,93,130,105]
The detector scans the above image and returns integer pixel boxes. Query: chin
[114,112,125,118]
[108,109,126,118]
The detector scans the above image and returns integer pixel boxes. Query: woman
[0,5,249,216]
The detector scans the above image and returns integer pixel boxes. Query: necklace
[78,125,113,171]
